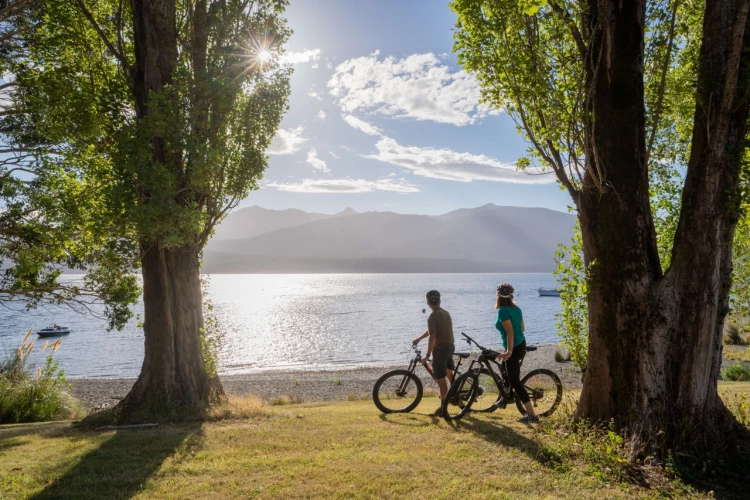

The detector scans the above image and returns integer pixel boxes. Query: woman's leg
[506,343,534,415]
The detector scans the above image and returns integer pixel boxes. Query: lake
[0,273,562,378]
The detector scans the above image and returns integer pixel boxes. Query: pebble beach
[70,345,585,411]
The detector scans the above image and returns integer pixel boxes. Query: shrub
[722,363,750,381]
[554,349,572,362]
[723,323,747,346]
[0,330,82,424]
[554,222,589,371]
[724,391,749,429]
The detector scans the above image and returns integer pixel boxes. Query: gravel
[70,344,583,411]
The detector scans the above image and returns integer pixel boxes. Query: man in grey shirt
[412,290,455,416]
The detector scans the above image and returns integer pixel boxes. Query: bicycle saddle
[454,351,470,358]
[526,345,537,351]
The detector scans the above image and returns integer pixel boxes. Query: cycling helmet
[496,283,514,298]
[426,290,441,304]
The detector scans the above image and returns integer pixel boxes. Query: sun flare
[257,49,272,63]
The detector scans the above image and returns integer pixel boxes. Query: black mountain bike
[441,332,563,421]
[372,344,472,414]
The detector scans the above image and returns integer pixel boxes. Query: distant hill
[204,204,576,273]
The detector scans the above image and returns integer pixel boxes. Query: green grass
[1,385,748,499]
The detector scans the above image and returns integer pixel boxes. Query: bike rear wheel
[372,369,423,413]
[442,372,478,421]
[514,368,563,417]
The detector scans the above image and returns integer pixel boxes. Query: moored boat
[36,326,71,337]
[537,288,561,297]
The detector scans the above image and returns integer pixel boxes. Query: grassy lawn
[1,384,748,499]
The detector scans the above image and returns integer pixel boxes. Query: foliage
[537,412,634,486]
[199,275,224,379]
[725,391,750,428]
[729,211,750,320]
[5,1,292,390]
[722,364,750,382]
[0,330,81,423]
[724,323,748,346]
[12,0,291,250]
[0,1,140,329]
[554,349,570,362]
[554,221,588,371]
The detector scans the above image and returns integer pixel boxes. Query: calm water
[0,274,562,378]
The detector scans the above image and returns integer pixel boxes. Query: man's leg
[436,376,448,401]
[446,369,454,384]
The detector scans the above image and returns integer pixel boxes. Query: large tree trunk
[119,0,224,413]
[576,0,750,452]
[121,246,222,410]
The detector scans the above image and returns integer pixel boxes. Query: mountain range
[203,204,577,273]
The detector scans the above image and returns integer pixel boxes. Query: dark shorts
[432,344,455,380]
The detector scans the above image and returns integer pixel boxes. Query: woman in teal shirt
[495,283,538,422]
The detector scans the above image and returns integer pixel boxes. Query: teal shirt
[495,306,525,350]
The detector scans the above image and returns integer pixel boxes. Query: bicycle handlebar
[461,332,501,359]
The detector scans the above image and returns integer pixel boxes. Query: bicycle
[372,344,473,414]
[441,332,563,421]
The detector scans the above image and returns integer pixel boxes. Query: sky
[244,0,573,216]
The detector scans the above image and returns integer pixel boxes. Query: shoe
[518,413,540,423]
[430,407,444,417]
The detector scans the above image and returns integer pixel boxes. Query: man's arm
[425,314,437,359]
[412,330,430,345]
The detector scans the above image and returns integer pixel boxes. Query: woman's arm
[522,320,525,333]
[502,320,514,353]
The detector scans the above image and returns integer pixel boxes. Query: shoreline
[69,344,749,411]
[71,345,585,410]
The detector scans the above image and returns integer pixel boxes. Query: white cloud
[281,49,321,65]
[330,151,340,159]
[308,89,322,100]
[267,178,419,193]
[342,114,383,137]
[268,126,307,155]
[365,137,555,184]
[317,110,327,120]
[328,51,499,126]
[306,148,330,173]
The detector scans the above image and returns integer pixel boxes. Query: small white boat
[36,326,71,338]
[537,288,561,297]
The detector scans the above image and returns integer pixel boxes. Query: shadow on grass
[448,413,543,461]
[0,421,73,440]
[29,423,202,500]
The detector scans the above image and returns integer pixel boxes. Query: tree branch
[549,0,587,58]
[73,0,130,71]
[645,0,679,165]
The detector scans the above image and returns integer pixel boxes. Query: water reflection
[0,273,561,377]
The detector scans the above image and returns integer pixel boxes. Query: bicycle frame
[463,356,512,400]
[398,345,465,394]
[459,332,523,402]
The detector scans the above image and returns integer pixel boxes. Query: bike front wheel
[442,371,478,421]
[372,369,423,413]
[469,368,501,412]
[515,368,563,417]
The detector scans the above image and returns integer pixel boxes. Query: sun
[257,49,272,63]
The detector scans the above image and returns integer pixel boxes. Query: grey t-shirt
[428,307,454,347]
